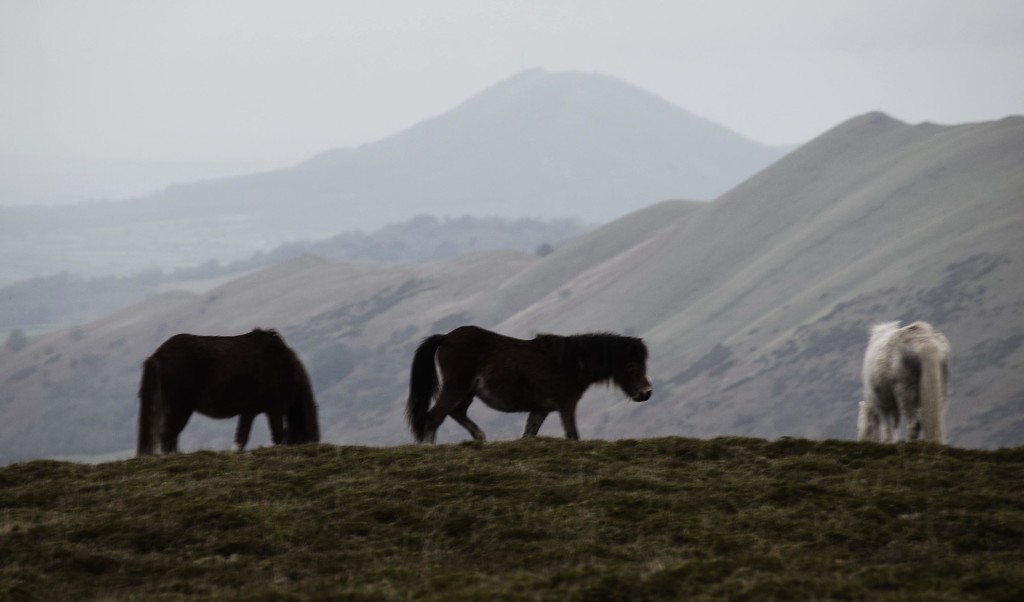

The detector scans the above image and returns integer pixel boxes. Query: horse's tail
[137,356,162,456]
[407,334,444,442]
[287,353,321,444]
[918,346,948,443]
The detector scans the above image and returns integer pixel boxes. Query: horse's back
[439,325,532,361]
[150,332,204,360]
[439,326,575,411]
[208,331,302,408]
[864,320,949,380]
[156,329,293,369]
[150,330,302,416]
[442,325,552,359]
[901,322,950,357]
[443,325,521,346]
[148,334,214,394]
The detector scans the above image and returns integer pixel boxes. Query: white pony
[859,321,950,443]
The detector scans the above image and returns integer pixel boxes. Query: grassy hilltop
[2,437,1023,601]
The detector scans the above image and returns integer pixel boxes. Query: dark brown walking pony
[406,325,652,443]
[137,329,320,456]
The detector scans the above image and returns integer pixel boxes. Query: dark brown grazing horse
[137,329,320,456]
[406,325,652,443]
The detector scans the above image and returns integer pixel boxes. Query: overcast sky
[3,0,1023,168]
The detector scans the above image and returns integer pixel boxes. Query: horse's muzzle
[632,388,652,402]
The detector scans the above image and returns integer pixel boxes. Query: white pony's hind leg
[893,380,919,442]
[905,409,923,441]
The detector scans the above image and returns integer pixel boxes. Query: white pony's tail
[918,346,947,443]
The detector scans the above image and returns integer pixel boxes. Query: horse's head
[613,338,652,402]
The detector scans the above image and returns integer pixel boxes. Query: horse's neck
[573,347,613,383]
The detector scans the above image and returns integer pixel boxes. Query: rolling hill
[0,112,1021,464]
[0,69,786,283]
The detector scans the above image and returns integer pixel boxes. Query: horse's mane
[536,332,648,381]
[869,321,900,342]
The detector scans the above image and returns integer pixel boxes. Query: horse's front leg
[266,411,285,446]
[233,413,256,452]
[881,411,899,443]
[557,402,581,441]
[522,411,548,437]
[906,419,922,441]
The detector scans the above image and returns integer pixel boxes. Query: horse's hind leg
[424,382,475,443]
[523,411,549,437]
[897,384,921,442]
[160,409,193,454]
[449,396,486,441]
[234,413,256,452]
[905,404,922,441]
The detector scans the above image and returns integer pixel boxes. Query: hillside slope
[2,438,1023,601]
[491,113,1024,448]
[0,113,1021,463]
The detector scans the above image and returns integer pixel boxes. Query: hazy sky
[3,0,1023,167]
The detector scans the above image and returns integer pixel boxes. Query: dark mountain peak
[277,69,789,227]
[440,67,762,147]
[826,111,908,138]
[855,110,905,126]
[304,68,771,169]
[459,67,654,105]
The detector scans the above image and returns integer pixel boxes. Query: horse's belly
[195,374,272,418]
[195,390,256,418]
[475,379,555,413]
[196,399,247,419]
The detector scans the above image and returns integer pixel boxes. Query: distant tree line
[169,214,588,280]
[0,214,590,333]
